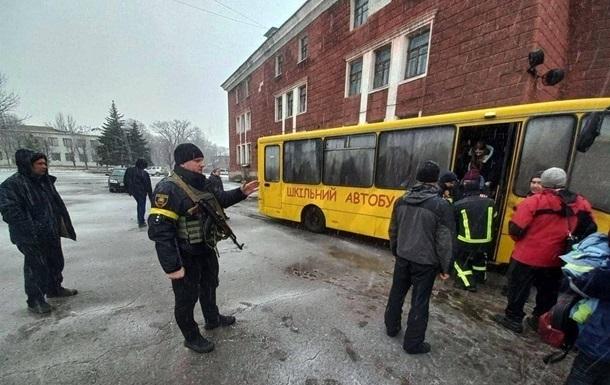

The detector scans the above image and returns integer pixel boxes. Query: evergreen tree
[127,121,150,163]
[98,101,130,166]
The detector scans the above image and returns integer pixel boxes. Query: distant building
[222,0,610,177]
[0,125,100,168]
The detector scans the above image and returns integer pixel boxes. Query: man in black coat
[148,143,258,353]
[0,149,78,314]
[125,158,153,227]
[385,160,454,354]
[208,168,224,192]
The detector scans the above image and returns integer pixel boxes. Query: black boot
[204,314,236,330]
[491,314,523,333]
[47,287,78,298]
[28,300,52,314]
[184,334,215,353]
[404,342,431,355]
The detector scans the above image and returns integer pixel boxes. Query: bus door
[261,144,282,211]
[453,122,521,263]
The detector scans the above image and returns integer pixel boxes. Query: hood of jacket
[404,183,440,205]
[15,149,49,178]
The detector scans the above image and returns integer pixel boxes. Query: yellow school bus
[257,98,610,264]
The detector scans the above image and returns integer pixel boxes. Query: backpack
[538,292,581,364]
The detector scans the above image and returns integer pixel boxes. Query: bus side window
[515,115,575,196]
[376,125,454,189]
[265,145,280,182]
[570,115,610,211]
[323,133,376,187]
[283,139,322,184]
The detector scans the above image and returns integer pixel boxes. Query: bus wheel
[302,206,325,233]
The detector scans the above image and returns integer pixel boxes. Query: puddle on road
[327,246,387,273]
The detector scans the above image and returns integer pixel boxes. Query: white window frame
[401,26,432,84]
[275,96,283,122]
[345,57,363,97]
[245,111,251,131]
[275,55,283,77]
[236,116,241,133]
[286,92,294,118]
[244,78,249,97]
[298,85,307,114]
[371,44,391,91]
[351,0,368,29]
[298,35,308,63]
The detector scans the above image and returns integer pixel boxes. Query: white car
[145,166,167,176]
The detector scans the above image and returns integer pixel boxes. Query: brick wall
[226,0,609,175]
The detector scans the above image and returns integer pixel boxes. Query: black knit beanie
[174,143,204,165]
[416,160,440,183]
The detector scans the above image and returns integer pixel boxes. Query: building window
[236,145,241,165]
[348,58,363,96]
[65,153,74,162]
[245,111,251,131]
[236,116,242,133]
[245,143,251,165]
[90,140,98,149]
[298,35,308,62]
[275,96,283,121]
[77,139,86,148]
[373,45,391,89]
[353,0,368,28]
[48,137,59,146]
[235,87,240,104]
[286,92,294,118]
[275,55,283,77]
[244,79,249,97]
[51,153,61,161]
[405,28,430,79]
[63,138,73,147]
[298,85,307,113]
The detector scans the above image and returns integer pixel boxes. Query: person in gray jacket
[384,160,455,354]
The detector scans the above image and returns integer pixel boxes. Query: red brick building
[221,0,610,177]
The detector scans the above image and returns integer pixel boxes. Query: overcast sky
[0,0,304,146]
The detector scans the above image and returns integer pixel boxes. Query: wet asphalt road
[0,170,572,385]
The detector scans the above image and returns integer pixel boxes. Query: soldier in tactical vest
[148,143,258,353]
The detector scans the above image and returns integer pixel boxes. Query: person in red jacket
[492,167,596,333]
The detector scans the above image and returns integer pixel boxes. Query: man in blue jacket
[565,230,610,385]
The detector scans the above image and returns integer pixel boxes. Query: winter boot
[47,287,78,298]
[204,314,236,330]
[491,314,523,334]
[28,300,52,314]
[184,334,215,353]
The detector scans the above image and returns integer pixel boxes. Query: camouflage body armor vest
[167,173,226,248]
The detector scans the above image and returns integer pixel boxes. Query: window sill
[399,72,427,85]
[344,92,361,99]
[297,110,307,115]
[368,85,389,94]
[297,58,308,64]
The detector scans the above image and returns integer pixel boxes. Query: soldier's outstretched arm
[147,182,183,274]
[213,180,259,208]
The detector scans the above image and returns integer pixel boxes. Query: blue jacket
[572,266,610,362]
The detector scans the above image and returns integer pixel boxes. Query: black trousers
[566,351,610,385]
[17,239,64,305]
[504,258,562,322]
[171,250,220,340]
[384,257,438,351]
[133,194,147,225]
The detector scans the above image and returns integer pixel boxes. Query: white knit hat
[541,167,567,188]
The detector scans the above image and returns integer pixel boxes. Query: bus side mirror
[576,112,607,152]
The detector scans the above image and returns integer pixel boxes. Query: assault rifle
[198,198,244,250]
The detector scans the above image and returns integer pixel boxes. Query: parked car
[108,168,127,192]
[145,166,168,176]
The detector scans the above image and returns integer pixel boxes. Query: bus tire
[302,206,325,233]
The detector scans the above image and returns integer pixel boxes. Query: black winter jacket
[125,166,152,198]
[208,174,224,192]
[147,166,246,273]
[389,183,455,274]
[0,150,76,245]
[454,192,495,253]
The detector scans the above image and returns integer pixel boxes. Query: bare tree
[0,73,20,118]
[151,120,198,165]
[47,112,90,168]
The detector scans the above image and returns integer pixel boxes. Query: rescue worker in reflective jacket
[452,177,495,292]
[147,143,258,353]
